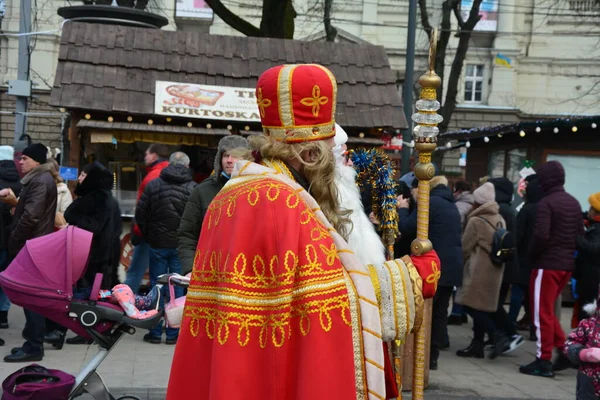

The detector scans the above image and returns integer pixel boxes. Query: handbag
[164,276,186,328]
[1,364,75,400]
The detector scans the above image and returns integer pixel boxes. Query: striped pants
[530,269,571,361]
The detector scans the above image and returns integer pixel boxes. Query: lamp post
[410,29,442,400]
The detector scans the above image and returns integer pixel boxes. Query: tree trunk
[260,0,296,39]
[435,1,454,107]
[204,0,262,37]
[324,0,337,42]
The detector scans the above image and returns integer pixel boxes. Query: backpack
[1,364,75,400]
[478,217,515,266]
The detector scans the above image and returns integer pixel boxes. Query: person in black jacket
[178,136,250,275]
[136,152,196,345]
[511,175,543,336]
[489,177,524,353]
[398,175,462,370]
[3,143,56,363]
[46,161,123,348]
[574,192,600,324]
[0,146,22,331]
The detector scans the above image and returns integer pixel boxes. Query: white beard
[335,163,386,266]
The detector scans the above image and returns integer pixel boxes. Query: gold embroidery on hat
[256,88,272,118]
[301,85,329,117]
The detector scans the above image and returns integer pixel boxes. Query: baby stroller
[0,226,164,400]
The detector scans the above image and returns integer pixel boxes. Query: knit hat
[589,192,600,213]
[0,146,14,161]
[22,143,48,165]
[213,135,250,176]
[473,182,496,205]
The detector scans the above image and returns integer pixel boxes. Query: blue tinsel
[349,148,399,237]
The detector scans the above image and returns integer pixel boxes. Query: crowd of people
[0,137,252,362]
[391,159,600,388]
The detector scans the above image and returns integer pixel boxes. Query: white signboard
[154,81,261,122]
[461,0,498,32]
[175,0,213,20]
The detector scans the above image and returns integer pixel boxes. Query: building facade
[1,0,598,160]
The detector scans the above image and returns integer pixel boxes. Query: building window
[464,64,484,103]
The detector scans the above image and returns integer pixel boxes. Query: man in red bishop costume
[167,64,438,400]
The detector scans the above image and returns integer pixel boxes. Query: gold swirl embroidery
[319,243,338,266]
[184,294,350,348]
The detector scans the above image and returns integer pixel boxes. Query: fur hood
[336,163,385,266]
[213,136,250,176]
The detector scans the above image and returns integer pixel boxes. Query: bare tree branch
[418,0,432,40]
[324,0,337,42]
[440,0,483,131]
[205,0,263,37]
[451,0,465,29]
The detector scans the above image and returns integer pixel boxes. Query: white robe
[335,163,386,267]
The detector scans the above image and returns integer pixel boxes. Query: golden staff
[410,28,442,400]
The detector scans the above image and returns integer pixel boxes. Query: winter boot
[456,340,484,358]
[519,358,554,378]
[0,311,8,329]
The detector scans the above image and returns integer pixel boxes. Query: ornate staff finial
[410,29,442,400]
[410,28,443,256]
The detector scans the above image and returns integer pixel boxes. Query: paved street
[0,306,576,399]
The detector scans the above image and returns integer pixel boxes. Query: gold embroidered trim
[191,247,342,290]
[187,278,347,310]
[368,390,386,400]
[402,256,424,332]
[185,293,350,348]
[373,264,395,342]
[366,265,382,314]
[237,161,253,177]
[277,65,296,127]
[365,358,385,371]
[343,269,367,400]
[384,261,407,342]
[346,270,370,277]
[362,327,383,340]
[358,296,379,308]
[395,259,416,335]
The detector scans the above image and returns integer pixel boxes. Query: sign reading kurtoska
[154,81,261,122]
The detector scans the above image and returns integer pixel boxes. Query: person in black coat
[0,146,21,332]
[45,162,123,347]
[574,192,600,323]
[398,175,462,370]
[66,162,123,290]
[136,152,196,344]
[511,175,543,332]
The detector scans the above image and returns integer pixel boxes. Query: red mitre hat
[255,64,337,143]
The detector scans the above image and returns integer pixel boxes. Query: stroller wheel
[116,396,142,400]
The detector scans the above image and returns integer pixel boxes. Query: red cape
[167,173,360,399]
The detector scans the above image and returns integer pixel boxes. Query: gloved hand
[580,348,600,363]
